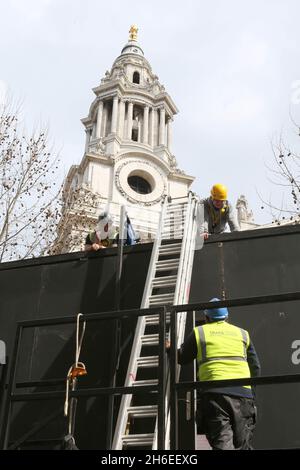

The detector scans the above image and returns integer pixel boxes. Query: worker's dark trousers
[200,393,256,450]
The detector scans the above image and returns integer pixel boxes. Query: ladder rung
[127,405,158,418]
[164,223,185,228]
[148,301,173,307]
[162,221,185,228]
[122,434,155,447]
[152,275,177,287]
[159,242,182,250]
[132,379,158,386]
[136,356,158,368]
[166,206,187,211]
[164,213,186,220]
[161,234,183,240]
[144,314,170,325]
[165,208,186,213]
[167,202,187,209]
[156,259,179,266]
[155,259,179,269]
[144,315,160,325]
[141,334,159,346]
[162,223,184,228]
[166,214,186,218]
[149,295,174,306]
[152,274,178,282]
[158,246,181,256]
[162,230,184,233]
[165,216,186,221]
[149,293,174,301]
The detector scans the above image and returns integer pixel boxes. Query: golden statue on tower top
[129,25,138,41]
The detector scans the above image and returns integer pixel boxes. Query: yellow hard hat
[210,183,228,200]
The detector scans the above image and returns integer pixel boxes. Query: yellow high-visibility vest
[194,321,251,389]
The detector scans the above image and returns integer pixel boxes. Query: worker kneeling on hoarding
[200,184,240,240]
[85,212,117,251]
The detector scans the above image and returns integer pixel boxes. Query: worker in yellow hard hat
[200,184,240,239]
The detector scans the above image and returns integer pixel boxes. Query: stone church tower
[55,26,194,252]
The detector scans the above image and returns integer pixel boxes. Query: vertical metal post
[115,205,126,311]
[190,311,197,447]
[157,307,166,450]
[0,324,23,449]
[170,307,178,450]
[106,205,127,449]
[0,358,8,437]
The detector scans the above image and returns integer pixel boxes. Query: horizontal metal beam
[176,374,300,390]
[16,379,65,388]
[172,291,300,313]
[11,384,159,402]
[17,292,300,330]
[18,306,165,328]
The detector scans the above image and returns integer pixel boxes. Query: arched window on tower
[133,71,140,84]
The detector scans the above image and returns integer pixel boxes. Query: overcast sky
[1,0,300,224]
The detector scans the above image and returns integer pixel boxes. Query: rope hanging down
[64,313,87,440]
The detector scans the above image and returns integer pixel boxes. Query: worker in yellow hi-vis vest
[167,298,261,450]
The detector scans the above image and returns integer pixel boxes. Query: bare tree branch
[260,119,300,222]
[0,101,62,262]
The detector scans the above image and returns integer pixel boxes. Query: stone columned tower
[55,26,194,252]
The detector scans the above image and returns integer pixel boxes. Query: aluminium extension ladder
[112,193,199,449]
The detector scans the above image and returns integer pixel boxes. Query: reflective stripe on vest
[194,322,251,388]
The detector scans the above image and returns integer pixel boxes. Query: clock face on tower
[115,159,166,205]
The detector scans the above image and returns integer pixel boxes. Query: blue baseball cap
[204,298,228,320]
